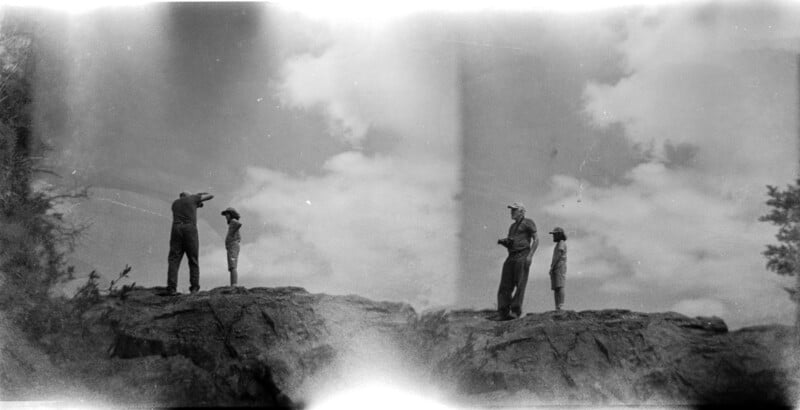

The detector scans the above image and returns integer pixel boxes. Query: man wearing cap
[548,227,567,311]
[495,202,539,320]
[164,191,214,296]
[221,207,242,287]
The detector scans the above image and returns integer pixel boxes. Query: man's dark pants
[167,223,200,293]
[497,250,531,317]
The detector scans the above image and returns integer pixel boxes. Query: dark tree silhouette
[0,10,87,337]
[760,179,800,340]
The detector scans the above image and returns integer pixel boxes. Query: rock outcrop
[20,287,799,408]
[418,309,795,407]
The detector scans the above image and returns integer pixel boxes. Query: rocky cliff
[7,286,798,408]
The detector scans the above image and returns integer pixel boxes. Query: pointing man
[164,191,214,295]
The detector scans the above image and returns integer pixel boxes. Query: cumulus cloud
[230,152,458,306]
[273,22,458,152]
[598,281,639,295]
[213,17,460,308]
[554,234,625,281]
[670,298,728,319]
[547,3,799,328]
[546,166,774,286]
[583,4,798,187]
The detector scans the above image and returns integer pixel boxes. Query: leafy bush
[0,10,89,337]
[107,264,133,297]
[761,179,800,346]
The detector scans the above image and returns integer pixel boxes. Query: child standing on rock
[548,227,567,310]
[221,207,242,287]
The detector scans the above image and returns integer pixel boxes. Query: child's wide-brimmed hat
[221,207,240,219]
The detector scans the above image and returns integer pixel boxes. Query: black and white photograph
[1,0,799,408]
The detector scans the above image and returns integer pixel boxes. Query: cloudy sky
[29,1,799,329]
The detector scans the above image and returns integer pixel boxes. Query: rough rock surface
[417,309,796,407]
[38,286,417,408]
[18,287,800,408]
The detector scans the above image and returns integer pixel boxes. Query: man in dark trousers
[165,191,214,295]
[495,202,538,320]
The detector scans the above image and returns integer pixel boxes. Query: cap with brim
[549,227,564,234]
[507,202,526,212]
[221,207,240,219]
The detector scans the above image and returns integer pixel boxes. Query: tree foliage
[0,11,87,335]
[760,180,800,306]
[760,181,800,276]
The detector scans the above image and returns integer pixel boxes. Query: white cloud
[203,234,328,288]
[213,19,461,308]
[546,162,795,327]
[598,281,639,295]
[546,166,765,286]
[548,3,799,328]
[229,152,458,307]
[670,298,727,319]
[274,22,458,152]
[583,4,798,187]
[553,235,619,280]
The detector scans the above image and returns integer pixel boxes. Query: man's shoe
[509,311,521,319]
[160,289,177,296]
